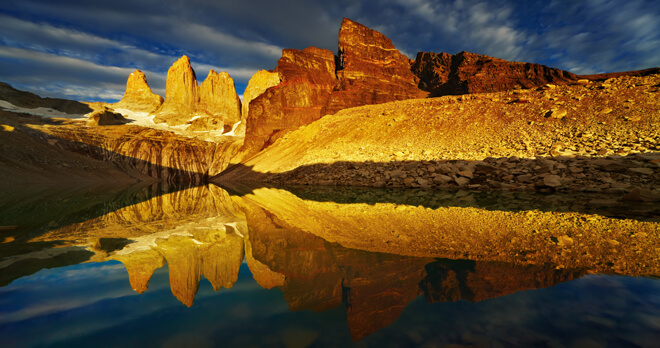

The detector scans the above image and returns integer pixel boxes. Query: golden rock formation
[113,69,163,113]
[235,70,281,138]
[322,18,427,116]
[235,47,337,160]
[42,123,238,184]
[192,70,242,133]
[154,56,200,126]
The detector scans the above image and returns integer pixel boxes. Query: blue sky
[0,0,658,103]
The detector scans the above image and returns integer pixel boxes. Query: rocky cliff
[412,51,579,97]
[193,70,242,133]
[43,123,239,185]
[236,47,337,159]
[154,56,199,126]
[237,70,281,138]
[236,19,429,159]
[323,18,428,115]
[112,69,163,113]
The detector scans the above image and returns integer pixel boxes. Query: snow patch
[223,120,241,137]
[0,100,86,120]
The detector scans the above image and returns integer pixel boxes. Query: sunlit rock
[412,51,579,97]
[234,70,281,139]
[236,47,336,159]
[322,18,427,116]
[113,69,163,113]
[154,55,200,126]
[193,70,242,133]
[86,105,127,126]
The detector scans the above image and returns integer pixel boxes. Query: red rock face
[323,18,428,115]
[412,51,579,97]
[237,19,428,159]
[238,47,336,159]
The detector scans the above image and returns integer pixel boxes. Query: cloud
[0,46,166,101]
[0,14,175,72]
[532,0,660,74]
[1,0,658,102]
[0,6,287,101]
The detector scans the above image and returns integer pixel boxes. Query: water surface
[1,184,659,347]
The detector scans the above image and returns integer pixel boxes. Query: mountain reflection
[1,183,658,341]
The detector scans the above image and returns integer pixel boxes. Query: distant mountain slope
[0,82,92,114]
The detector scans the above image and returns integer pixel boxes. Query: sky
[0,0,659,103]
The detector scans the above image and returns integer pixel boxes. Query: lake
[1,183,659,347]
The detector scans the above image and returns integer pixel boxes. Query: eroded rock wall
[45,124,239,185]
[323,18,428,115]
[237,47,336,159]
[412,51,579,97]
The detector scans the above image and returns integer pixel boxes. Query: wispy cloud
[0,46,166,101]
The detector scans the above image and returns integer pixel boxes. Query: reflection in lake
[0,184,659,347]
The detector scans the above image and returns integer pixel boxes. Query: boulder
[154,55,200,126]
[543,175,562,188]
[622,188,660,202]
[86,106,127,126]
[322,18,427,115]
[113,70,163,113]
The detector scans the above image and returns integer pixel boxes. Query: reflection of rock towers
[105,184,250,307]
[114,224,246,307]
[109,185,588,340]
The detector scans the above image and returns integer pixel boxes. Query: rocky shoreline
[266,153,660,200]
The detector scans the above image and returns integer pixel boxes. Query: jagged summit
[154,55,200,125]
[194,69,242,133]
[237,18,429,159]
[142,56,242,133]
[113,69,163,113]
[322,18,427,115]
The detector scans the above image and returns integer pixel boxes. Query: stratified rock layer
[323,18,427,115]
[155,56,200,126]
[45,124,239,184]
[412,51,579,97]
[113,70,163,113]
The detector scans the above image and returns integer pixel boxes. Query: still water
[0,183,659,347]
